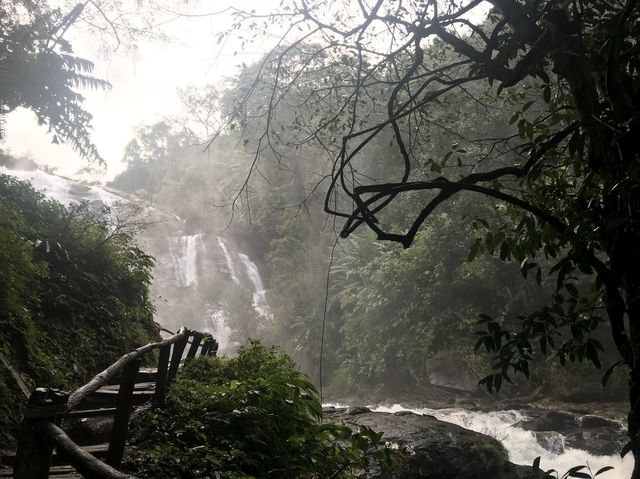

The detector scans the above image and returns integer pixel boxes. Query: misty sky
[2,0,490,181]
[2,0,281,180]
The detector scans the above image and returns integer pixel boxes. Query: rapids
[371,404,632,478]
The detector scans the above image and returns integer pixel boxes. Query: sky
[2,0,281,181]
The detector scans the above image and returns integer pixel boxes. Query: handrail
[67,327,188,411]
[13,326,217,479]
[36,421,136,479]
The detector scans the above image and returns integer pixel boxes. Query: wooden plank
[0,465,83,479]
[186,333,202,359]
[97,382,155,393]
[152,344,170,407]
[66,408,117,418]
[106,359,141,469]
[107,368,157,386]
[2,444,109,467]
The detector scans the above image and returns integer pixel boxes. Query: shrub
[128,340,400,478]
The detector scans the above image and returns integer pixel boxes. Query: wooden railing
[12,327,218,479]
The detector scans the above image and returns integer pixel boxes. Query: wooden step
[78,383,156,409]
[97,382,156,393]
[0,464,83,478]
[106,367,158,386]
[1,444,109,467]
[66,407,116,418]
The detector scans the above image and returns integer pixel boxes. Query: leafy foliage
[0,0,109,162]
[128,340,401,479]
[0,171,158,447]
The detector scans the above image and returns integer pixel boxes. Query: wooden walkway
[1,328,217,479]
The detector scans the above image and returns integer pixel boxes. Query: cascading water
[217,236,270,320]
[238,253,270,319]
[217,236,242,285]
[370,404,632,479]
[170,234,203,287]
[1,166,123,206]
[206,308,236,353]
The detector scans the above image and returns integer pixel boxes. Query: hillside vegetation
[0,169,159,448]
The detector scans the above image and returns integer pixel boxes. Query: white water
[217,236,242,285]
[238,253,270,319]
[1,166,123,205]
[170,234,203,287]
[206,307,237,354]
[217,236,270,319]
[369,404,632,478]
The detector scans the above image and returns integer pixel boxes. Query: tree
[0,0,112,162]
[222,0,640,474]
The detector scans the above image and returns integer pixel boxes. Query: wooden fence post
[208,339,219,357]
[186,332,203,359]
[106,358,141,469]
[152,343,171,407]
[166,333,189,386]
[14,388,68,479]
[200,336,210,356]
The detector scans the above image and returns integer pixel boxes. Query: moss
[469,441,509,478]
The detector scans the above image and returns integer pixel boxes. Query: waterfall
[217,236,242,285]
[1,167,273,344]
[238,253,270,319]
[0,166,122,205]
[217,236,270,319]
[170,234,203,287]
[206,307,236,354]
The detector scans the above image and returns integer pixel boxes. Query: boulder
[514,409,626,456]
[325,407,532,478]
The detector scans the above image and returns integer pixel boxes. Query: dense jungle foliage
[0,161,159,448]
[108,55,626,403]
[127,340,400,479]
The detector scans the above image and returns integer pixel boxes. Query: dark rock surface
[324,406,533,478]
[514,410,626,456]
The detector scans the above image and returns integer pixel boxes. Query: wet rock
[578,415,621,429]
[565,430,627,456]
[515,411,576,432]
[533,431,565,454]
[514,409,626,456]
[346,406,371,415]
[325,408,529,478]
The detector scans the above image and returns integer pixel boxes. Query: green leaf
[594,466,614,476]
[532,456,541,471]
[602,360,625,387]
